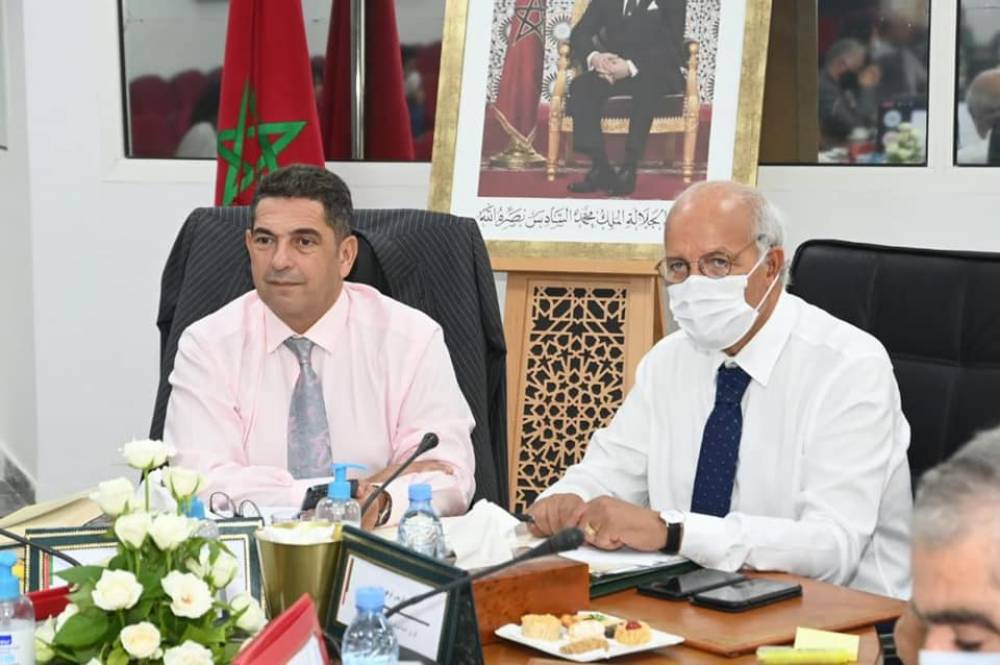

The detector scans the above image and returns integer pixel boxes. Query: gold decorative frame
[428,0,773,264]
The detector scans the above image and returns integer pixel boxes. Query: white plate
[495,613,685,662]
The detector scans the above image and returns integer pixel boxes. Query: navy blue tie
[690,364,752,517]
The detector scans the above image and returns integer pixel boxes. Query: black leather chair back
[788,240,1000,486]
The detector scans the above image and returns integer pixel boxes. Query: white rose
[54,602,79,632]
[35,619,55,662]
[230,593,267,634]
[162,467,204,499]
[188,545,239,588]
[90,477,134,517]
[84,660,102,665]
[120,621,162,659]
[163,641,214,665]
[92,569,143,611]
[114,511,152,549]
[162,571,213,619]
[121,439,175,470]
[150,513,192,551]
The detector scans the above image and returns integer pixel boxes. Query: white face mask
[920,652,1000,664]
[666,249,780,352]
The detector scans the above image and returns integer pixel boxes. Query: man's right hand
[526,493,586,537]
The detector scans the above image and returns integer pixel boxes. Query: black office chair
[149,206,509,508]
[788,239,1000,487]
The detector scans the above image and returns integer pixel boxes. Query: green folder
[589,559,697,598]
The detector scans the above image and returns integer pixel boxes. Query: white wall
[8,0,1000,500]
[0,0,38,482]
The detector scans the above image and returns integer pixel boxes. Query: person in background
[818,38,882,147]
[528,181,912,599]
[870,11,929,103]
[175,82,220,159]
[894,428,1000,662]
[164,165,476,527]
[401,46,426,137]
[957,68,1000,165]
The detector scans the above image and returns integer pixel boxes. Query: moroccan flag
[321,0,414,161]
[215,0,324,206]
[492,0,546,147]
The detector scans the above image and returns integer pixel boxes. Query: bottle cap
[356,586,385,612]
[186,496,206,519]
[329,463,366,500]
[0,551,20,601]
[408,483,432,502]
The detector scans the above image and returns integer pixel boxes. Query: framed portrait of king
[429,0,772,262]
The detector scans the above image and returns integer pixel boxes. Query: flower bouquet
[35,440,267,664]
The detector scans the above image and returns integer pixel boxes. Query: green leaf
[56,565,104,586]
[53,607,110,648]
[223,640,243,663]
[181,622,227,646]
[126,596,156,623]
[108,644,129,665]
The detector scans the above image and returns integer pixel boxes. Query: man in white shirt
[528,181,912,598]
[957,68,1000,165]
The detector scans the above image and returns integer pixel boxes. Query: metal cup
[256,522,341,626]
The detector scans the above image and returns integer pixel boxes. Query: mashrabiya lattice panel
[514,285,629,512]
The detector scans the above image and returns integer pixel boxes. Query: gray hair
[912,426,1000,549]
[966,68,1000,133]
[824,38,866,69]
[666,181,787,280]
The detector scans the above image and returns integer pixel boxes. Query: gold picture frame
[428,0,773,264]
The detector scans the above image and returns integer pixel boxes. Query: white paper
[286,635,326,665]
[559,546,686,576]
[336,554,447,661]
[441,500,521,569]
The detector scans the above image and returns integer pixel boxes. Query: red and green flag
[215,0,324,206]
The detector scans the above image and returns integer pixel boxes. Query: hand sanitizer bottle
[0,551,34,664]
[315,463,365,528]
[187,496,220,540]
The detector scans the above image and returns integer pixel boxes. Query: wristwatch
[375,492,393,527]
[659,510,685,555]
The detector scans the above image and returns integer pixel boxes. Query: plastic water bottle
[397,484,445,558]
[341,586,399,665]
[315,463,364,527]
[0,551,34,664]
[187,497,220,540]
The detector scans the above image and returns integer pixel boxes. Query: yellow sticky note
[794,627,860,660]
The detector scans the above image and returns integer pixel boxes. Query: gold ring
[583,523,598,538]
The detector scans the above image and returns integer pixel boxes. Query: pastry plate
[495,613,684,662]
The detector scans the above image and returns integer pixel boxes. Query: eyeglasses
[656,238,766,284]
[209,492,263,520]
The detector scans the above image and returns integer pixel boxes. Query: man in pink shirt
[164,165,476,527]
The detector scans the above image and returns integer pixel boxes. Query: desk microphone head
[417,432,439,454]
[550,527,585,553]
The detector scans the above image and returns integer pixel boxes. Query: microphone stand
[359,432,439,515]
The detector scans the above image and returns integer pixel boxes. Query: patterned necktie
[285,337,332,479]
[624,0,638,16]
[690,364,753,517]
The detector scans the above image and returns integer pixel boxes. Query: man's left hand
[604,58,632,82]
[358,488,389,531]
[575,496,668,551]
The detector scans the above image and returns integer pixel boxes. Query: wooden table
[483,572,904,664]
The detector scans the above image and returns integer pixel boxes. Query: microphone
[359,432,440,516]
[0,527,82,567]
[384,527,584,618]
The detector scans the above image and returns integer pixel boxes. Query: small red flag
[321,0,415,161]
[492,0,547,146]
[215,0,325,206]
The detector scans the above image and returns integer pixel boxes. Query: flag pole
[350,0,366,159]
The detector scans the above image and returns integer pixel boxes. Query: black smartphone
[689,578,802,612]
[299,479,359,512]
[637,568,746,600]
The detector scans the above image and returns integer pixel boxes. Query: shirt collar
[717,290,795,387]
[263,285,351,355]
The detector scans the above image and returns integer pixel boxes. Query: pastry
[560,637,610,655]
[614,620,652,646]
[568,619,605,641]
[520,614,561,641]
[560,613,581,628]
